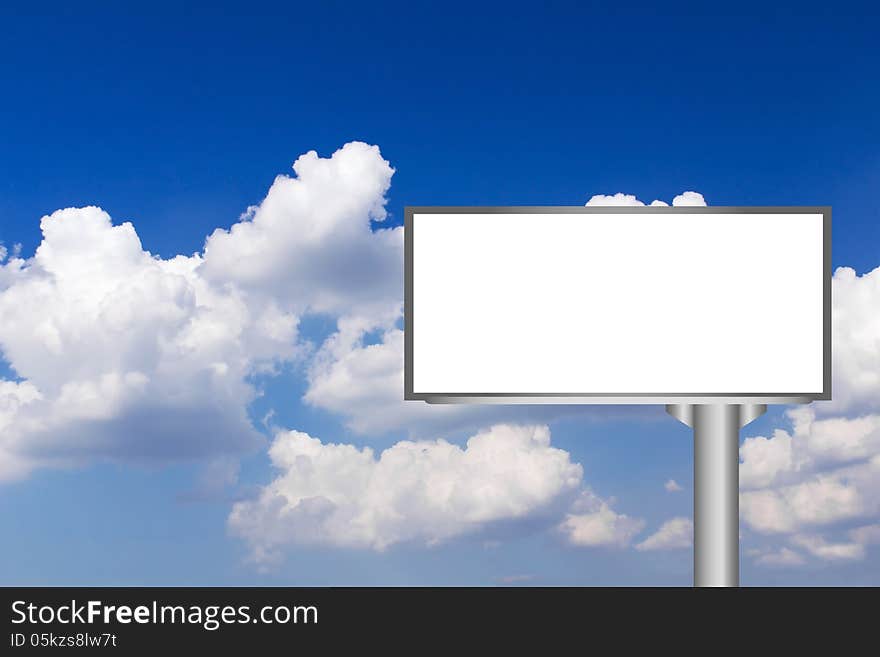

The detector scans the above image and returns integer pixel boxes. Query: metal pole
[693,405,740,587]
[666,403,766,588]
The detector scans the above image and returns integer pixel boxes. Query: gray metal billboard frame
[405,206,831,404]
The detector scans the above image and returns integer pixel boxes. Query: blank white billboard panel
[405,207,829,403]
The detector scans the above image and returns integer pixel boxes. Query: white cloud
[824,265,880,415]
[741,460,878,534]
[585,191,706,207]
[201,141,401,322]
[0,380,41,480]
[741,408,880,491]
[748,546,806,568]
[0,207,301,477]
[747,524,880,567]
[664,479,683,492]
[735,265,879,534]
[229,424,584,562]
[585,192,645,206]
[559,490,645,548]
[671,191,706,206]
[740,429,795,490]
[740,409,880,536]
[635,517,693,551]
[0,142,400,480]
[738,265,880,559]
[749,524,880,566]
[791,534,865,561]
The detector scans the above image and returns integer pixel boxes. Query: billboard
[405,207,830,404]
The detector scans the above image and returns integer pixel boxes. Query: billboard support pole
[666,403,766,587]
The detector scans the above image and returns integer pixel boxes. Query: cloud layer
[2,144,670,567]
[7,149,878,577]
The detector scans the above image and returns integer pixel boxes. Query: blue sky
[1,2,879,585]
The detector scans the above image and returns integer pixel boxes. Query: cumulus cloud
[558,490,645,548]
[0,142,399,479]
[671,191,706,206]
[635,517,693,551]
[585,191,705,207]
[0,207,296,477]
[825,265,880,415]
[737,263,880,565]
[740,410,880,536]
[741,460,878,535]
[741,408,880,491]
[201,142,401,322]
[740,446,880,563]
[228,424,584,562]
[585,192,647,206]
